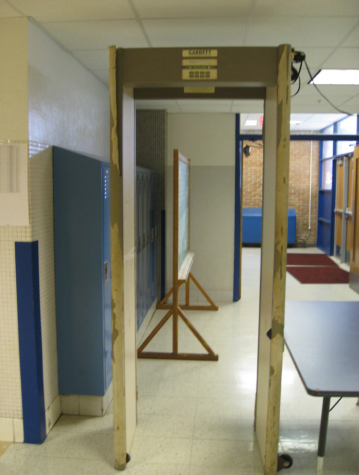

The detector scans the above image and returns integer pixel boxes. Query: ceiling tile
[322,48,359,69]
[178,99,232,107]
[291,102,345,113]
[133,0,252,19]
[254,0,359,17]
[232,100,263,114]
[0,0,21,17]
[136,100,181,113]
[294,47,333,69]
[341,25,359,47]
[72,50,110,71]
[296,83,358,98]
[9,0,135,21]
[300,113,346,125]
[292,94,353,115]
[244,17,359,48]
[340,95,359,114]
[179,104,232,113]
[42,20,148,50]
[143,18,247,47]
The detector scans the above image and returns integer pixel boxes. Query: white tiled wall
[29,142,60,433]
[61,383,113,417]
[0,142,31,440]
[0,224,30,422]
[0,142,60,441]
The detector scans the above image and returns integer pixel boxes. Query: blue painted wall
[15,241,46,444]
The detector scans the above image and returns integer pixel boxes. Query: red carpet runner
[286,253,349,284]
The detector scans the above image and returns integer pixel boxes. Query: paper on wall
[0,142,29,226]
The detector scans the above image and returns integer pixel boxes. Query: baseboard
[0,418,24,442]
[61,381,113,417]
[45,395,61,435]
[137,299,157,347]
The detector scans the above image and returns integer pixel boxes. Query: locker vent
[103,168,109,199]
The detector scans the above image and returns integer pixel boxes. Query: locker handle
[104,261,109,284]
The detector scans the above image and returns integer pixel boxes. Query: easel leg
[137,309,173,355]
[178,307,218,359]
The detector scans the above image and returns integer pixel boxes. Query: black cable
[291,75,301,98]
[329,397,343,412]
[304,60,352,116]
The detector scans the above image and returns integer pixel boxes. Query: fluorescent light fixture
[244,119,257,126]
[310,69,359,85]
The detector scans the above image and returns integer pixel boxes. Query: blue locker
[136,167,158,331]
[53,147,111,396]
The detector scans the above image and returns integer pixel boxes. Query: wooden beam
[134,87,266,100]
[123,47,278,87]
[109,45,126,471]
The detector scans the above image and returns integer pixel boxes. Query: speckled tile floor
[1,248,358,475]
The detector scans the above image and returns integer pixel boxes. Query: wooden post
[109,47,137,470]
[109,46,126,471]
[255,44,291,475]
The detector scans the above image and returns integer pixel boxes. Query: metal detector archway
[109,45,291,475]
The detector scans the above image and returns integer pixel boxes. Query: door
[317,155,336,255]
[350,146,359,292]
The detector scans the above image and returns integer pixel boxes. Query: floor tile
[126,463,190,475]
[194,415,256,441]
[130,436,192,465]
[3,247,359,475]
[150,396,198,416]
[190,439,262,470]
[144,414,195,438]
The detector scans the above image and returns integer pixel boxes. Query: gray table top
[284,301,359,397]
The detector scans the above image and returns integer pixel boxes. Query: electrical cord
[291,75,301,97]
[291,51,304,97]
[304,60,352,116]
[290,50,353,115]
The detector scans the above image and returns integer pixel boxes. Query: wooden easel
[137,150,218,361]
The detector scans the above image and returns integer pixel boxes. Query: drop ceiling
[1,0,358,130]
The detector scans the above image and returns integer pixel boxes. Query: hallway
[1,248,358,475]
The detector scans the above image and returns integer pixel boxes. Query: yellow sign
[182,50,218,81]
[182,69,217,80]
[184,87,216,94]
[182,49,218,58]
[182,59,217,67]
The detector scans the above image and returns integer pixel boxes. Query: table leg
[317,397,331,475]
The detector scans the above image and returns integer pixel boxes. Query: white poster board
[0,142,29,226]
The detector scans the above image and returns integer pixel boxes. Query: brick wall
[243,140,319,246]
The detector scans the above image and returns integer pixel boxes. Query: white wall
[0,18,28,141]
[0,18,30,443]
[28,20,110,159]
[0,17,111,442]
[166,113,235,301]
